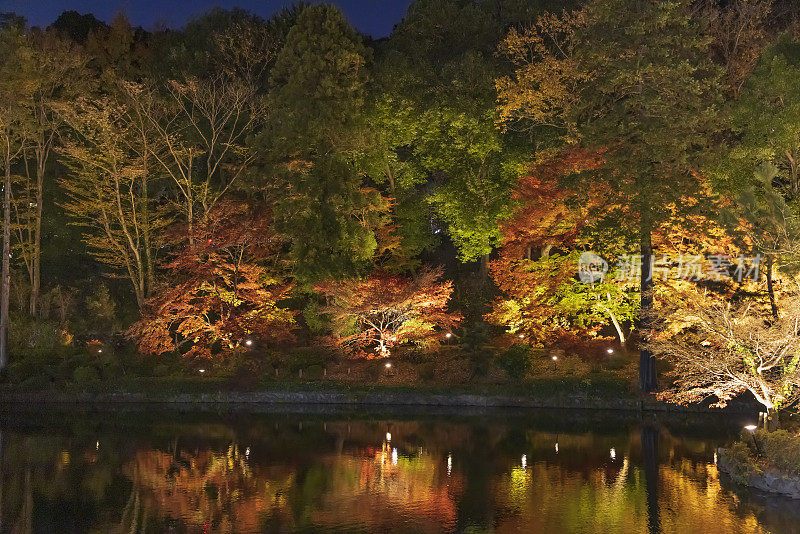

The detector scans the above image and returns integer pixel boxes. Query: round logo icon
[578,252,608,284]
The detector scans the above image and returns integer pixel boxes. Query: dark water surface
[0,406,797,533]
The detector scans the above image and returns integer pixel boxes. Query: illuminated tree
[700,0,773,96]
[262,4,392,282]
[487,149,637,346]
[497,0,724,392]
[371,0,576,269]
[125,73,263,246]
[58,96,167,308]
[11,28,87,316]
[316,266,460,358]
[648,286,800,427]
[0,24,35,369]
[128,199,295,359]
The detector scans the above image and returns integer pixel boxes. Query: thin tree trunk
[1,143,11,371]
[598,302,626,346]
[140,144,154,299]
[765,254,778,321]
[639,222,657,393]
[29,157,43,317]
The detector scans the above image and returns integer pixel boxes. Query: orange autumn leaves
[316,267,461,358]
[487,146,749,346]
[128,200,295,359]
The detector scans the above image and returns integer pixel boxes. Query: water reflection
[0,409,796,533]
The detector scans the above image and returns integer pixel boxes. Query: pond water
[0,406,797,533]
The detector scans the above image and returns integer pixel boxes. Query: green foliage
[72,365,101,388]
[302,301,329,334]
[85,283,116,332]
[267,4,386,281]
[8,315,63,357]
[723,33,800,200]
[723,429,800,486]
[496,344,533,380]
[721,441,758,485]
[760,430,800,476]
[569,0,723,241]
[288,347,329,373]
[367,0,550,264]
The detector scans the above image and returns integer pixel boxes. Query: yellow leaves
[496,9,588,136]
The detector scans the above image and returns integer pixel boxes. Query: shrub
[530,353,592,378]
[72,365,101,388]
[305,364,325,380]
[289,347,329,372]
[417,362,436,381]
[722,441,759,485]
[761,430,800,476]
[496,344,532,380]
[225,364,261,391]
[8,315,63,357]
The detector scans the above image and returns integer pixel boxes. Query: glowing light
[606,348,614,354]
[744,425,757,432]
[199,369,206,374]
[386,432,392,442]
[97,349,102,353]
[447,454,452,475]
[445,333,452,339]
[610,448,616,460]
[385,362,392,368]
[552,356,558,361]
[96,441,100,450]
[392,448,398,465]
[521,454,527,469]
[713,451,717,464]
[555,442,559,454]
[245,340,253,346]
[245,447,250,457]
[519,334,525,339]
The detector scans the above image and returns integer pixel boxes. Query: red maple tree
[128,199,295,359]
[487,148,622,344]
[315,266,461,358]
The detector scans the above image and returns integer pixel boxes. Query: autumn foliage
[486,148,633,344]
[316,266,460,358]
[128,200,295,359]
[648,285,800,415]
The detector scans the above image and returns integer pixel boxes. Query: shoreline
[0,388,757,415]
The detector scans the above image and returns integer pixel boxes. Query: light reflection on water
[0,409,797,533]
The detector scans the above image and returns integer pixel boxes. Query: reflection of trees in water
[120,444,272,533]
[491,428,773,534]
[0,417,792,533]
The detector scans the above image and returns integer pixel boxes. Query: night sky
[2,0,414,38]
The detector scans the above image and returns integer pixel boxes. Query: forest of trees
[2,0,800,416]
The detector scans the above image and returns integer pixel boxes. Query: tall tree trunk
[141,172,154,299]
[765,254,778,321]
[1,146,11,371]
[639,222,657,393]
[480,253,490,280]
[29,157,43,317]
[760,408,779,431]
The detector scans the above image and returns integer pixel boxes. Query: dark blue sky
[2,0,414,38]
